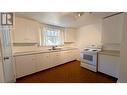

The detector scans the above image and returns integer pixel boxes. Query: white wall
[76,21,102,51]
[118,13,127,82]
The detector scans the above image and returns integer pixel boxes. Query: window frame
[40,25,64,46]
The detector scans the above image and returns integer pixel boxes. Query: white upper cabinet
[102,13,123,44]
[64,28,77,42]
[13,17,40,43]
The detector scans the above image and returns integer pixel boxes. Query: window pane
[42,26,63,46]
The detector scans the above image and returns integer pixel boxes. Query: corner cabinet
[64,28,77,42]
[98,54,119,78]
[102,13,123,44]
[13,17,40,43]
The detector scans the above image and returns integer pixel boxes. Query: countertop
[13,47,78,56]
[99,50,120,57]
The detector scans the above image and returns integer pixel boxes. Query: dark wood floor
[16,61,117,83]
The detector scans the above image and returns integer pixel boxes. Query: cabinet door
[98,54,119,78]
[62,51,70,63]
[13,17,39,43]
[64,28,76,42]
[36,53,50,72]
[61,50,75,63]
[14,17,27,43]
[66,50,78,62]
[102,13,123,44]
[26,20,39,42]
[61,51,66,64]
[67,50,74,62]
[15,55,36,78]
[50,52,62,67]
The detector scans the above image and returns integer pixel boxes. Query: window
[41,25,64,46]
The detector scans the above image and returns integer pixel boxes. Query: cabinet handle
[4,57,9,60]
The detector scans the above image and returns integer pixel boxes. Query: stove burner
[84,49,90,51]
[92,50,97,51]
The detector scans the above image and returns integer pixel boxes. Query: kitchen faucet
[52,45,57,50]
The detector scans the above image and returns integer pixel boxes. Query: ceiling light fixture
[74,12,84,18]
[77,12,84,17]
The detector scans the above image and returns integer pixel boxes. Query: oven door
[80,52,97,66]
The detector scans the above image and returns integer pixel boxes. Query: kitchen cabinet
[98,54,119,78]
[36,53,50,72]
[13,17,40,43]
[71,49,79,60]
[61,49,78,63]
[61,51,69,63]
[14,49,78,78]
[102,13,123,44]
[61,50,73,63]
[64,28,76,42]
[14,54,36,78]
[50,52,62,67]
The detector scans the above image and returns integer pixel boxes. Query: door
[0,26,15,82]
[0,36,4,82]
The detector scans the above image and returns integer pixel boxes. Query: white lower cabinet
[50,52,62,67]
[98,54,119,78]
[61,50,76,63]
[61,51,70,63]
[14,49,78,78]
[64,49,78,62]
[71,49,79,60]
[14,54,36,78]
[36,53,50,72]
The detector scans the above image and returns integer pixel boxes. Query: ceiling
[15,12,116,28]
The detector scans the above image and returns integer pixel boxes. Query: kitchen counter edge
[98,50,120,57]
[13,48,78,56]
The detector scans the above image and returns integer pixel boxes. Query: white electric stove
[80,45,102,72]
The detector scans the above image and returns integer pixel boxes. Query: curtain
[41,24,64,46]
